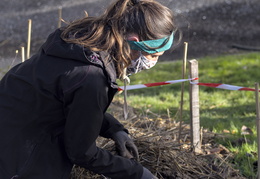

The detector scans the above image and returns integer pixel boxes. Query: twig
[219,153,232,167]
[0,38,11,47]
[8,50,19,70]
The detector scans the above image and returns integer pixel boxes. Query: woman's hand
[111,131,139,161]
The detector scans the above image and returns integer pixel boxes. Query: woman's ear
[127,34,139,42]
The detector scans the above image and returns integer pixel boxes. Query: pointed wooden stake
[189,59,201,153]
[178,42,188,143]
[21,47,25,62]
[27,19,32,59]
[255,83,260,179]
[58,7,62,28]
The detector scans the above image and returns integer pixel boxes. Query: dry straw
[70,107,245,179]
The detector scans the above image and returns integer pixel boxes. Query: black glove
[141,167,158,179]
[111,131,139,160]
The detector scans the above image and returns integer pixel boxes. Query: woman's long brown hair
[61,0,176,79]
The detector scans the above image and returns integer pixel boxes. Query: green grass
[228,140,258,177]
[116,52,260,178]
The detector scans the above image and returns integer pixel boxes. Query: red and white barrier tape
[118,78,260,92]
[190,82,259,92]
[118,78,198,91]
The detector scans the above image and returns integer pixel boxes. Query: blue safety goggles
[127,32,174,54]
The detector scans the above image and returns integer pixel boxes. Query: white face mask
[127,52,157,75]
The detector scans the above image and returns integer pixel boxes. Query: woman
[0,0,176,178]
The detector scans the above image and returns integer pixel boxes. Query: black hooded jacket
[0,29,143,179]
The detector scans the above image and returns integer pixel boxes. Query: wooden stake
[178,42,188,143]
[58,7,62,28]
[255,83,260,179]
[182,42,188,76]
[27,19,32,59]
[21,47,25,62]
[189,59,201,153]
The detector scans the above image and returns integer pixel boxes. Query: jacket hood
[42,29,104,67]
[41,29,118,86]
[42,29,86,62]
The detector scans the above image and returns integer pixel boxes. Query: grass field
[115,52,260,178]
